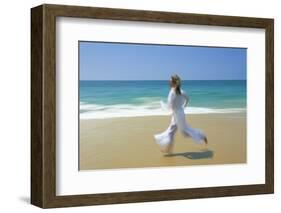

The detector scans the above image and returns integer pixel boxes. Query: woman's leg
[174,109,207,144]
[154,114,178,153]
[166,114,178,136]
[165,115,178,153]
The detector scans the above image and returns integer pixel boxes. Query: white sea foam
[80,102,246,119]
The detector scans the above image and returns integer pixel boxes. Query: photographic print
[79,41,247,170]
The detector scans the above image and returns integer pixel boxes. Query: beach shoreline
[79,112,247,170]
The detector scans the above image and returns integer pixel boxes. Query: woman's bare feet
[204,136,208,145]
[159,146,172,154]
[166,146,174,154]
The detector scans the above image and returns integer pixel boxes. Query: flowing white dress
[154,88,206,153]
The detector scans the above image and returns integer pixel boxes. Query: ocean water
[80,80,246,119]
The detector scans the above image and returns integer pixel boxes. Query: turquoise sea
[80,80,246,119]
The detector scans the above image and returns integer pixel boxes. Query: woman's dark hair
[171,74,182,95]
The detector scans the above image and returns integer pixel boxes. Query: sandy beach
[79,112,246,170]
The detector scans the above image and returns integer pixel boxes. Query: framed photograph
[31,4,274,208]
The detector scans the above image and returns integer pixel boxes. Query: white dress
[154,88,206,153]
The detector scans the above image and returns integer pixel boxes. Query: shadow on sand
[164,149,214,160]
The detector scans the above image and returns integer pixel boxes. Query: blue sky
[79,41,246,80]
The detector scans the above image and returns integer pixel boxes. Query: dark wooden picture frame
[31,4,274,208]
